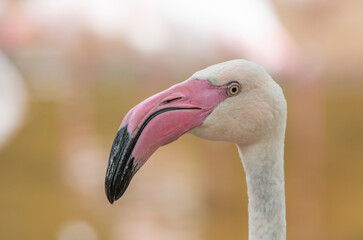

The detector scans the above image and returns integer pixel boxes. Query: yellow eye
[227,83,241,96]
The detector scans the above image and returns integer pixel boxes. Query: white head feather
[190,59,287,146]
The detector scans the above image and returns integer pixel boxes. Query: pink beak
[105,78,229,203]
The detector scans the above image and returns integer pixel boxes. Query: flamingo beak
[105,78,228,204]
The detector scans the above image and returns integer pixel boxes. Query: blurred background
[0,0,363,240]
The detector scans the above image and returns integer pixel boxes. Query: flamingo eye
[227,83,241,96]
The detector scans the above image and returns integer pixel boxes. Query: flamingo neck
[237,137,286,240]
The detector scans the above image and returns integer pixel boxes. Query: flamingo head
[105,59,286,203]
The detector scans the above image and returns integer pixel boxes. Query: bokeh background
[0,0,363,240]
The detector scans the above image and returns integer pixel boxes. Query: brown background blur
[0,0,362,240]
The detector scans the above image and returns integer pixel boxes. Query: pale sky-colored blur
[0,0,363,240]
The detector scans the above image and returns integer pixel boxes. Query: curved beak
[105,78,228,203]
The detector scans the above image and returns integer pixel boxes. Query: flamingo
[105,59,287,240]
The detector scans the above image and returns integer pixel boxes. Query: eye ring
[227,83,241,96]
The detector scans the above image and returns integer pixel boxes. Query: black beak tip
[105,186,114,204]
[105,165,134,205]
[105,182,114,204]
[105,184,128,204]
[108,197,114,204]
[105,126,132,204]
[105,176,126,204]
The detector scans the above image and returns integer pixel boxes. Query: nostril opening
[160,97,183,105]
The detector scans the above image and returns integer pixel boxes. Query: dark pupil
[231,87,237,93]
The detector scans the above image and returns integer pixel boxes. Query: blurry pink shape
[0,51,27,149]
[17,0,301,72]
